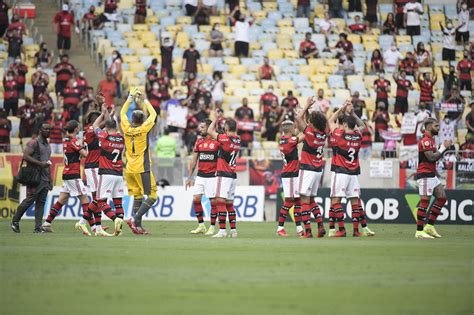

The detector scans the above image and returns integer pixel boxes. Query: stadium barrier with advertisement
[13,185,265,222]
[276,188,473,225]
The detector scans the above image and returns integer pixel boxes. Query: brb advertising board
[18,186,265,222]
[276,188,473,225]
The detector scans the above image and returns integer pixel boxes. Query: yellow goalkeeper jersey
[120,98,157,173]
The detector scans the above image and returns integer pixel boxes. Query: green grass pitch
[1,221,472,315]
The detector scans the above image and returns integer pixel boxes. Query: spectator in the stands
[372,102,390,142]
[203,0,217,15]
[107,50,123,98]
[414,42,431,67]
[418,72,437,110]
[77,87,95,118]
[404,0,423,36]
[351,91,366,118]
[394,0,408,29]
[162,33,178,79]
[163,90,186,133]
[32,67,49,103]
[97,71,118,108]
[53,4,74,56]
[75,70,89,96]
[48,111,64,154]
[439,21,456,61]
[259,85,278,117]
[81,5,96,31]
[148,82,165,116]
[441,65,460,99]
[135,0,147,24]
[62,80,81,121]
[146,58,159,91]
[184,0,198,16]
[383,44,403,73]
[281,91,299,110]
[209,23,224,57]
[335,54,355,75]
[231,8,254,57]
[297,0,311,18]
[373,73,391,110]
[456,1,470,45]
[193,98,211,121]
[211,71,225,108]
[0,0,9,38]
[103,0,118,21]
[393,71,414,115]
[259,57,276,81]
[414,102,433,139]
[4,26,22,66]
[445,87,465,121]
[3,70,19,116]
[317,12,337,37]
[226,0,239,12]
[34,42,52,68]
[7,13,26,37]
[365,0,378,27]
[348,15,367,34]
[235,98,255,156]
[348,0,361,12]
[311,88,330,114]
[35,89,54,119]
[194,4,210,25]
[262,100,286,142]
[359,116,373,159]
[299,32,319,60]
[9,57,28,98]
[457,51,473,92]
[382,13,397,35]
[0,109,11,152]
[18,98,36,139]
[53,54,75,96]
[328,0,344,18]
[370,49,384,74]
[399,51,418,77]
[182,41,202,78]
[182,72,197,96]
[459,138,474,160]
[334,33,353,58]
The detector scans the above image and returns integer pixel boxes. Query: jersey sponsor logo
[209,143,215,149]
[199,153,216,160]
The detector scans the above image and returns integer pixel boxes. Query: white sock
[219,229,226,233]
[43,222,51,226]
[95,225,102,231]
[199,223,205,227]
[91,225,96,232]
[79,218,87,225]
[277,226,284,231]
[296,226,303,232]
[231,229,236,233]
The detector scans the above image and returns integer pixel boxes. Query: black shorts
[455,30,469,43]
[394,96,408,114]
[395,13,404,29]
[210,43,223,51]
[442,48,455,61]
[406,25,420,36]
[55,80,67,96]
[161,67,173,79]
[460,79,472,91]
[185,4,197,16]
[365,14,377,23]
[136,8,147,17]
[57,34,71,50]
[375,98,389,110]
[235,41,249,57]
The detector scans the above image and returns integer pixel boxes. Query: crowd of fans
[0,0,473,161]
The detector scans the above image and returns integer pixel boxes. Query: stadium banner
[276,188,472,225]
[14,185,265,222]
[455,161,474,189]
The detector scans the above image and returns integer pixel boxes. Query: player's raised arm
[328,100,349,132]
[120,88,137,130]
[93,104,108,133]
[296,96,314,131]
[348,103,365,129]
[207,111,219,140]
[141,97,157,132]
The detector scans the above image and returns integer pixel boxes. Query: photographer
[11,124,52,233]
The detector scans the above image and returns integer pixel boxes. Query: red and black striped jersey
[194,137,219,177]
[361,127,372,148]
[395,79,412,98]
[84,125,100,168]
[330,128,362,175]
[417,134,436,179]
[300,126,326,172]
[419,79,434,102]
[374,79,390,99]
[3,79,19,99]
[63,87,81,106]
[63,136,82,180]
[97,130,124,176]
[49,120,64,144]
[216,134,240,178]
[279,135,299,177]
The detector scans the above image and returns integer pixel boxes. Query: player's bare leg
[43,192,69,232]
[423,184,446,238]
[190,194,207,234]
[212,197,228,238]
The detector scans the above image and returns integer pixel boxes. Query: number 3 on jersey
[348,148,355,163]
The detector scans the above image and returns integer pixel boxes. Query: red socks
[193,199,204,224]
[278,199,292,227]
[46,201,63,223]
[301,202,312,234]
[294,198,302,227]
[428,198,446,225]
[99,200,117,221]
[329,207,335,229]
[417,199,430,231]
[210,199,217,226]
[227,202,236,230]
[113,198,124,219]
[333,203,345,231]
[217,199,227,229]
[310,201,323,228]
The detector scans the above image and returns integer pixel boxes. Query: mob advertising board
[16,186,265,222]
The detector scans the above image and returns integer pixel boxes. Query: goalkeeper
[122,87,158,235]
